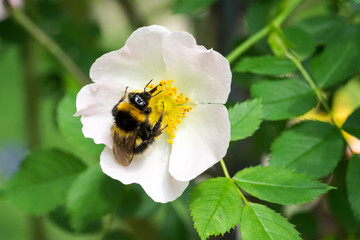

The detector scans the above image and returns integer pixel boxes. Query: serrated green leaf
[57,91,103,163]
[5,149,86,215]
[310,26,360,88]
[342,107,360,139]
[234,56,296,75]
[283,27,316,60]
[346,154,360,220]
[66,165,125,231]
[229,99,263,141]
[251,79,317,120]
[270,121,344,178]
[233,166,332,205]
[174,0,216,14]
[190,178,242,240]
[240,202,301,240]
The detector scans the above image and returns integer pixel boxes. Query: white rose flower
[75,25,231,203]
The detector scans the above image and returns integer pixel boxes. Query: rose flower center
[147,80,193,144]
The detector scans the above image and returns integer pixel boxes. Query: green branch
[285,51,333,117]
[226,0,302,64]
[220,159,231,179]
[219,159,250,206]
[7,5,90,86]
[285,50,355,155]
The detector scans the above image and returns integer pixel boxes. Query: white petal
[0,0,22,21]
[75,79,127,148]
[90,25,171,89]
[100,135,189,203]
[169,104,230,181]
[162,31,231,104]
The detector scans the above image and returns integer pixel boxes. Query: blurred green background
[1,0,360,239]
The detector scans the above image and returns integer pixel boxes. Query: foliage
[1,0,360,240]
[240,202,301,240]
[190,178,243,240]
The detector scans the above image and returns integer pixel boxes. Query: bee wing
[112,132,137,166]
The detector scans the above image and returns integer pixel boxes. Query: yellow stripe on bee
[117,102,147,122]
[112,125,133,138]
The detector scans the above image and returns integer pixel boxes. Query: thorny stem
[226,0,302,64]
[6,3,90,86]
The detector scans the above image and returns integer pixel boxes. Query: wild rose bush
[1,0,360,240]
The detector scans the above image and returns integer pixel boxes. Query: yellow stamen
[147,80,193,144]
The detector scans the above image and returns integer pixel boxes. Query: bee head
[128,80,162,110]
[128,91,151,110]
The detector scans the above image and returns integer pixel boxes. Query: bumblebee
[111,80,164,166]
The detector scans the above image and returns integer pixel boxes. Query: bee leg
[112,87,129,117]
[133,141,150,154]
[152,102,165,133]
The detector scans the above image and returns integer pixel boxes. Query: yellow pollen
[147,80,193,144]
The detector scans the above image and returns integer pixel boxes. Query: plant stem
[8,5,90,86]
[219,159,250,205]
[237,187,250,206]
[226,26,270,64]
[21,22,47,240]
[286,50,355,155]
[285,51,334,120]
[226,0,302,64]
[220,159,231,179]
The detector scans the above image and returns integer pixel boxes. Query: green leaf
[328,160,360,232]
[270,121,345,178]
[346,154,360,220]
[295,16,347,44]
[229,99,263,141]
[49,206,102,234]
[234,56,296,75]
[66,165,125,231]
[310,26,360,88]
[283,27,316,60]
[251,78,317,120]
[240,202,301,240]
[174,0,216,14]
[342,107,360,139]
[245,0,275,52]
[190,178,242,240]
[57,91,103,163]
[233,166,333,205]
[5,149,86,215]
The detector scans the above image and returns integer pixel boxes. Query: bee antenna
[144,79,153,91]
[149,82,162,94]
[151,90,163,97]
